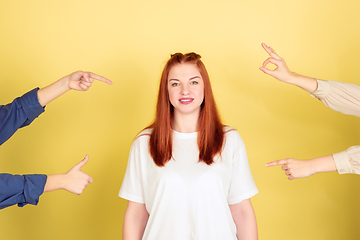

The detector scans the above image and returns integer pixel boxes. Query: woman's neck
[172,112,199,133]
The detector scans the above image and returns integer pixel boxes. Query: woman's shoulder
[136,128,153,138]
[129,128,152,150]
[222,126,244,145]
[223,126,239,136]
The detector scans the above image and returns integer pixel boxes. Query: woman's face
[167,63,205,118]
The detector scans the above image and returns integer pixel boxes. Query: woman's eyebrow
[189,76,201,80]
[168,76,200,81]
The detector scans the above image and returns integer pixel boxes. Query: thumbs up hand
[44,155,93,195]
[63,155,93,195]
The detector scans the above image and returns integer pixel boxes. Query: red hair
[146,52,225,167]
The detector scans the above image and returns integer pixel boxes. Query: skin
[260,43,337,179]
[229,199,258,240]
[37,71,112,107]
[167,63,205,133]
[123,201,149,240]
[259,43,317,92]
[123,63,258,240]
[266,155,336,180]
[44,155,93,194]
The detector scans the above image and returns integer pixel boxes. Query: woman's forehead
[168,63,201,79]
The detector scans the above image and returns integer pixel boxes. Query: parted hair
[146,52,225,167]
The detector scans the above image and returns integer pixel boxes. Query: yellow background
[1,0,360,239]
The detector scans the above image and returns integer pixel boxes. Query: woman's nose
[181,85,189,95]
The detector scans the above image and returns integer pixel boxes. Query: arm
[0,173,47,210]
[311,80,360,117]
[37,71,112,107]
[0,155,92,210]
[266,155,337,180]
[259,43,318,93]
[0,88,44,145]
[0,71,112,145]
[123,201,149,240]
[260,43,360,117]
[333,146,360,174]
[44,155,93,194]
[229,199,258,240]
[261,43,360,177]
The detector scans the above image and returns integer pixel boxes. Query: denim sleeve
[0,173,47,210]
[0,88,45,145]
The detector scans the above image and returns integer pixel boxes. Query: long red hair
[146,52,225,167]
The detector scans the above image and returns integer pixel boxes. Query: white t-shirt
[119,127,258,240]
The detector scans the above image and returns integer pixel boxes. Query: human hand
[266,158,317,180]
[66,71,113,91]
[259,43,295,83]
[63,155,93,194]
[37,71,112,107]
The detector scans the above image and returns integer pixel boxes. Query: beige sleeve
[333,146,360,174]
[310,79,360,117]
[311,79,360,174]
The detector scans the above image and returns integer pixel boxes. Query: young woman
[119,53,258,240]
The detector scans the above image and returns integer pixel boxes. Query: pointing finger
[88,72,113,85]
[266,159,288,167]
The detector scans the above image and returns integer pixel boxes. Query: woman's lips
[179,98,194,104]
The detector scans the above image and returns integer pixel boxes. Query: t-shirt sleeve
[311,80,360,175]
[227,130,258,205]
[118,138,145,203]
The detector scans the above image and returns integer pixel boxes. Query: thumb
[72,155,89,171]
[259,67,274,76]
[83,72,90,82]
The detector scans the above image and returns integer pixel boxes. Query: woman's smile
[179,97,194,104]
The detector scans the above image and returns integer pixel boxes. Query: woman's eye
[172,82,179,87]
[190,81,198,85]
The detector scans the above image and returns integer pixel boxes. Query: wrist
[59,75,72,92]
[310,158,323,174]
[312,155,337,174]
[286,72,300,85]
[286,73,318,92]
[58,173,67,190]
[44,174,66,192]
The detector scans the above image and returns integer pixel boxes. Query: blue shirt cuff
[0,174,47,209]
[18,88,45,122]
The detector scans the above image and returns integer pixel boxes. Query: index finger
[266,159,288,167]
[88,72,113,85]
[261,43,282,60]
